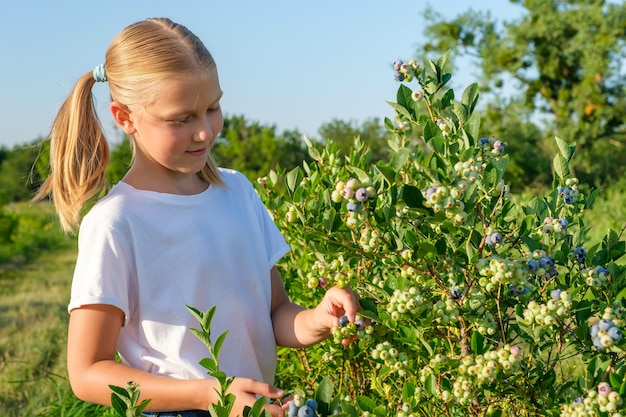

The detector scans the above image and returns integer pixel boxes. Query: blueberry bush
[255,52,626,416]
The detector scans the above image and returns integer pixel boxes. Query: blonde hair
[34,18,224,232]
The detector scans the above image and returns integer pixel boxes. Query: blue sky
[0,1,524,148]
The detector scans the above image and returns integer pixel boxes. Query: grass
[0,245,109,417]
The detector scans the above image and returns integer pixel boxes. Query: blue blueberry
[599,320,612,331]
[450,288,462,300]
[478,137,490,147]
[298,405,314,417]
[539,256,554,269]
[306,399,318,411]
[527,259,540,272]
[394,71,404,81]
[564,195,574,204]
[593,336,604,350]
[609,327,622,341]
[574,247,587,263]
[598,266,609,275]
[491,232,503,244]
[590,324,599,337]
[346,202,361,212]
[339,315,349,327]
[288,401,298,417]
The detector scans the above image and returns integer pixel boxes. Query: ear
[110,101,137,135]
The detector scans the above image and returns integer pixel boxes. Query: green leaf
[199,357,218,373]
[110,394,127,417]
[213,330,229,358]
[471,331,485,354]
[323,207,338,232]
[390,148,410,171]
[423,120,439,143]
[450,101,468,125]
[462,82,480,113]
[553,154,568,180]
[402,185,425,208]
[610,372,622,389]
[386,101,412,121]
[555,136,576,161]
[286,167,301,194]
[356,396,377,412]
[307,144,321,162]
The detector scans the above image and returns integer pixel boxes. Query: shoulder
[80,183,136,231]
[217,168,257,194]
[218,167,251,185]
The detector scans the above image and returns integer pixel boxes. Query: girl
[34,17,360,417]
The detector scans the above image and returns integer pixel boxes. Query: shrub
[255,53,626,416]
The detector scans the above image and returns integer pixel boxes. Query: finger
[263,402,285,417]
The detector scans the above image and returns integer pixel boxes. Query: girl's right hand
[223,377,285,417]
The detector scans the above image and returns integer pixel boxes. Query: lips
[187,147,207,156]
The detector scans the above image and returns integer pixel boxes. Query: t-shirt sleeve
[240,173,290,267]
[67,213,133,322]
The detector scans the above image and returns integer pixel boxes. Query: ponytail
[34,72,110,233]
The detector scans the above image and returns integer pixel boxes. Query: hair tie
[93,64,107,82]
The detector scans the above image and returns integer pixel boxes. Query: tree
[0,141,44,204]
[318,117,391,162]
[421,0,626,186]
[213,115,310,181]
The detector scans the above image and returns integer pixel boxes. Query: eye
[169,116,191,125]
[207,104,221,113]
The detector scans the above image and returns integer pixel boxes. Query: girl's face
[120,68,223,193]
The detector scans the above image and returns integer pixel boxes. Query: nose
[194,115,216,145]
[194,112,223,144]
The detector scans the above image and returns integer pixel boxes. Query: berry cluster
[306,257,354,289]
[476,312,497,336]
[436,118,451,137]
[332,178,376,228]
[582,265,611,288]
[358,226,381,253]
[476,256,532,295]
[286,394,319,417]
[433,298,460,325]
[536,216,569,237]
[451,345,522,405]
[330,314,371,345]
[557,178,580,205]
[590,309,624,352]
[559,382,623,416]
[452,158,483,184]
[386,287,427,321]
[527,249,558,280]
[522,290,572,327]
[371,341,409,376]
[392,59,419,82]
[478,136,506,156]
[423,183,467,225]
[484,230,503,247]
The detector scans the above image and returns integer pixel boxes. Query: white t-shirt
[68,168,290,383]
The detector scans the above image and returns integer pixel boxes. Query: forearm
[69,359,216,411]
[271,301,330,348]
